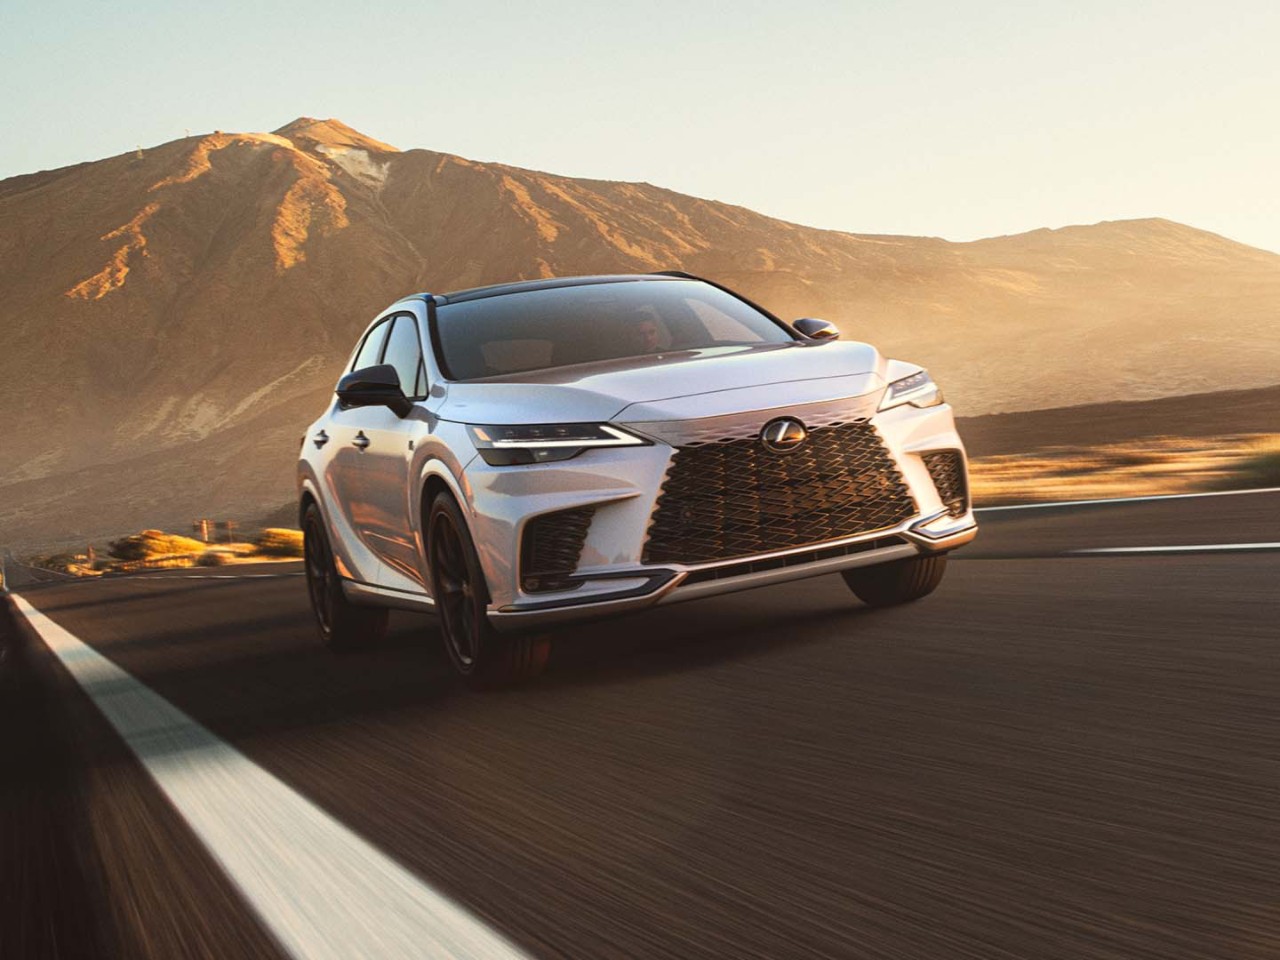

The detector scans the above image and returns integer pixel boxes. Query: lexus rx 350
[298,273,976,685]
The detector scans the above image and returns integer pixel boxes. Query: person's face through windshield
[635,317,663,352]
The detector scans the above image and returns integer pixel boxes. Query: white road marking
[1071,542,1280,555]
[9,593,532,960]
[975,486,1280,513]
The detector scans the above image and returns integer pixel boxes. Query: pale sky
[3,0,1278,252]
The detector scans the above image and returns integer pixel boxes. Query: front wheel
[427,493,550,687]
[303,502,389,650]
[842,554,947,608]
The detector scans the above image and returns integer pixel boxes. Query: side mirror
[336,364,412,417]
[793,318,840,341]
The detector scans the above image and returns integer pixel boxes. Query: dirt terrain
[958,384,1280,457]
[2,118,1278,551]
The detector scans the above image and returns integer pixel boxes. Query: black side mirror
[793,318,840,341]
[336,364,412,417]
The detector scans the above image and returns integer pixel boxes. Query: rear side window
[351,318,390,372]
[382,315,426,398]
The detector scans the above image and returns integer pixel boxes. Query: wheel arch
[298,489,319,527]
[416,461,468,529]
[414,460,474,581]
[298,476,326,528]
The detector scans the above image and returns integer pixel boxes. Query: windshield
[433,279,796,380]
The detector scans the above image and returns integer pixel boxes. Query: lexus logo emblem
[760,417,808,454]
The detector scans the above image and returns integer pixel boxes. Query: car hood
[437,341,886,425]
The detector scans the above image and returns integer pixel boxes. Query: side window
[381,315,426,398]
[351,319,391,372]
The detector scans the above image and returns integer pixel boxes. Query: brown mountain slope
[1,118,1278,551]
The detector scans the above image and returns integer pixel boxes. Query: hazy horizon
[3,0,1278,252]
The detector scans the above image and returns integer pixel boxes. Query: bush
[1233,437,1280,487]
[255,527,304,558]
[30,552,83,574]
[108,529,206,561]
[197,550,232,567]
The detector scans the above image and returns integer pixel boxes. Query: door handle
[352,431,371,450]
[312,430,329,448]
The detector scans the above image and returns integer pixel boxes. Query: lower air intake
[921,450,969,518]
[520,507,594,592]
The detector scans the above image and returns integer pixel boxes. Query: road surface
[4,491,1278,959]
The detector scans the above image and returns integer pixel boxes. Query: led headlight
[878,369,944,411]
[466,423,650,465]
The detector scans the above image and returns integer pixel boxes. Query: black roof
[431,272,698,306]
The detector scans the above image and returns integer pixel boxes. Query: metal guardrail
[1,550,77,591]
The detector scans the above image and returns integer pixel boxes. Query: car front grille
[921,450,969,517]
[520,507,594,592]
[642,420,917,565]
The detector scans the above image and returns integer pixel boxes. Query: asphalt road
[4,491,1279,959]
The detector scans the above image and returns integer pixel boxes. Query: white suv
[298,274,976,685]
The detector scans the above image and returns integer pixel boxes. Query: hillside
[958,384,1280,459]
[1,117,1278,551]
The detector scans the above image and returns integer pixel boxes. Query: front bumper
[487,511,975,630]
[460,398,976,631]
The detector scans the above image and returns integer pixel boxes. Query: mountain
[2,117,1279,551]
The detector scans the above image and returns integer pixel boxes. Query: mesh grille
[643,421,917,565]
[520,507,594,592]
[921,450,969,517]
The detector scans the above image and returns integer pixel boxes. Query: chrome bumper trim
[487,512,978,631]
[903,510,979,549]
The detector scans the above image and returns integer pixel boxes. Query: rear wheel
[427,493,550,687]
[842,554,947,608]
[303,502,389,650]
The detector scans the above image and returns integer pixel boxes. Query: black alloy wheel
[304,508,335,635]
[430,508,480,669]
[302,502,388,649]
[426,492,551,686]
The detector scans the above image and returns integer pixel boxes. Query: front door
[359,314,429,590]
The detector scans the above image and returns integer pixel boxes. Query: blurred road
[4,491,1278,959]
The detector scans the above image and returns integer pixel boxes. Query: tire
[841,554,948,608]
[426,492,551,687]
[303,502,389,650]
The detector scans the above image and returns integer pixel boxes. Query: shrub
[108,529,206,561]
[30,552,83,574]
[255,527,304,558]
[197,550,232,567]
[1234,436,1280,487]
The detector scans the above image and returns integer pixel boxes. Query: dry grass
[971,432,1280,505]
[254,528,304,558]
[26,527,304,577]
[1222,435,1280,489]
[108,529,207,561]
